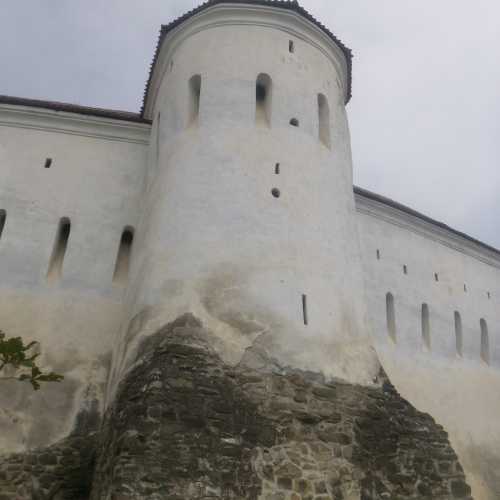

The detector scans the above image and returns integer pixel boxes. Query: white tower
[113,1,376,385]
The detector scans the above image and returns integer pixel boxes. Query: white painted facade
[0,2,499,497]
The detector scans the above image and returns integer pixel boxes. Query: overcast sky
[1,1,499,248]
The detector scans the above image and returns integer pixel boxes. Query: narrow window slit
[434,273,439,282]
[156,112,161,163]
[256,73,272,126]
[289,40,295,53]
[464,284,467,293]
[480,319,490,365]
[386,292,396,343]
[188,74,201,126]
[275,163,280,175]
[454,311,463,357]
[44,158,52,169]
[0,210,6,239]
[302,294,308,325]
[421,303,431,350]
[403,265,408,275]
[113,227,134,285]
[318,94,331,148]
[487,291,491,299]
[47,217,71,283]
[376,249,380,260]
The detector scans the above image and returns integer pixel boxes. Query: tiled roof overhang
[140,0,353,116]
[354,186,500,259]
[0,95,151,124]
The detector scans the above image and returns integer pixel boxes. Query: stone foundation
[0,314,472,499]
[0,433,96,500]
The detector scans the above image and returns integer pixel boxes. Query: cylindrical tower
[112,1,377,388]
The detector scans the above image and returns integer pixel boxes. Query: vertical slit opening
[376,249,380,260]
[403,265,408,275]
[302,294,308,326]
[113,227,134,285]
[47,217,71,283]
[318,93,331,149]
[256,73,272,126]
[386,292,396,343]
[289,40,294,53]
[480,319,490,365]
[421,303,431,350]
[156,112,161,164]
[0,210,6,239]
[435,273,439,282]
[454,311,463,357]
[189,74,201,126]
[44,158,52,169]
[275,163,280,175]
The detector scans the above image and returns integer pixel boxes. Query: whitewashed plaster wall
[356,192,500,500]
[1,9,498,499]
[108,4,378,396]
[0,104,150,452]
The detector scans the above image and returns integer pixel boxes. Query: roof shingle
[0,95,150,124]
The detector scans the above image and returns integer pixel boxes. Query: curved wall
[356,192,500,499]
[110,4,377,390]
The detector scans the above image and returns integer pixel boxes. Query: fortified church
[0,1,499,499]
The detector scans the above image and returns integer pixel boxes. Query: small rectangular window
[44,158,52,169]
[289,40,295,53]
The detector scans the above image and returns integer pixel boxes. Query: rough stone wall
[0,314,473,499]
[91,314,471,500]
[0,433,96,500]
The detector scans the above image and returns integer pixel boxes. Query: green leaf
[0,332,63,391]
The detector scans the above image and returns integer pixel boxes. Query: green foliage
[0,331,63,390]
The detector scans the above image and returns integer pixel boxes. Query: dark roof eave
[140,0,353,117]
[353,185,500,259]
[0,95,151,124]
